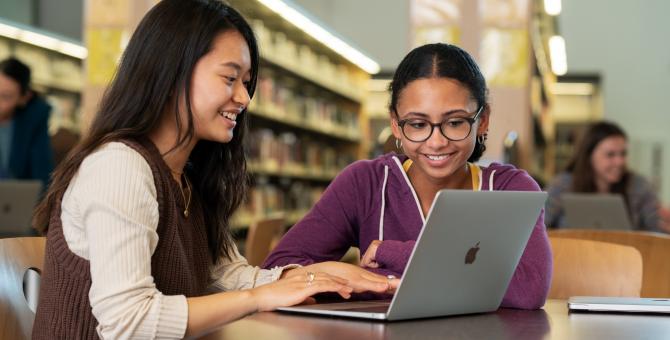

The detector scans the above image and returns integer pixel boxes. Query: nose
[233,81,251,109]
[614,153,627,167]
[424,125,449,148]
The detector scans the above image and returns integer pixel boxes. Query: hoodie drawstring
[379,165,389,241]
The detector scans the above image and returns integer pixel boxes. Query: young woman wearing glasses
[264,43,552,309]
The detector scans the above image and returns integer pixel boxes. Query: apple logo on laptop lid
[465,241,480,264]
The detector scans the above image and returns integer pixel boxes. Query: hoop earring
[395,138,403,150]
[477,133,488,145]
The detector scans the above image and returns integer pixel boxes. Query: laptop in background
[0,180,41,237]
[277,190,548,321]
[568,296,670,314]
[561,193,632,230]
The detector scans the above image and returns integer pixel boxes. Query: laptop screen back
[561,193,632,230]
[0,180,41,236]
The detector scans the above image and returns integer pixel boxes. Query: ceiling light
[549,35,567,76]
[256,0,381,74]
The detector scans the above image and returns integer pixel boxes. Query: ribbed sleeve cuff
[258,264,302,286]
[146,294,188,339]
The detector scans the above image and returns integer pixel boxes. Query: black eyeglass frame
[396,105,485,142]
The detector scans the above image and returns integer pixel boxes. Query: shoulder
[627,172,655,195]
[482,162,541,191]
[24,96,52,120]
[79,142,152,179]
[336,153,399,183]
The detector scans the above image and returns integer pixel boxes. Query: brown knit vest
[33,138,212,339]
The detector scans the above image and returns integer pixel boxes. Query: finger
[364,261,379,268]
[360,271,391,283]
[348,277,389,293]
[317,272,349,286]
[308,280,353,297]
[388,278,401,289]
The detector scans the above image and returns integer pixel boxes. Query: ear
[476,104,491,136]
[390,112,403,140]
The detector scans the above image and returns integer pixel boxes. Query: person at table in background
[264,43,552,309]
[545,121,670,233]
[0,57,54,188]
[31,1,397,339]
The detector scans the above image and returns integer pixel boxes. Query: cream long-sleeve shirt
[60,142,293,339]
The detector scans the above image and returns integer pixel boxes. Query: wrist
[245,288,261,313]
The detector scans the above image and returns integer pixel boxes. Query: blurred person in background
[545,121,670,233]
[0,57,54,188]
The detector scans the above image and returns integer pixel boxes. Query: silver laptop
[568,296,670,314]
[561,193,632,230]
[0,180,42,237]
[277,190,548,321]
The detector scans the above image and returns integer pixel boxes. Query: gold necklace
[182,175,191,217]
[173,171,192,218]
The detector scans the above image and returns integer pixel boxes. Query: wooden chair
[245,216,285,267]
[549,229,670,297]
[548,237,642,299]
[0,237,46,340]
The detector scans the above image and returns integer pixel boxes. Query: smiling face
[591,135,627,186]
[391,77,489,186]
[186,29,252,144]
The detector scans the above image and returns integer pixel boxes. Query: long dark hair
[33,0,259,263]
[388,43,489,162]
[567,121,630,204]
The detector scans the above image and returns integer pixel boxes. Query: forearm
[500,226,552,309]
[185,290,256,338]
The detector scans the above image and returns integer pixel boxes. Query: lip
[421,152,455,167]
[220,114,237,129]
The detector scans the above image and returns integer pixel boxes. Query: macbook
[0,180,42,237]
[561,193,632,230]
[568,296,670,314]
[277,189,548,321]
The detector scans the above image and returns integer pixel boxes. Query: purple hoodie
[263,153,552,309]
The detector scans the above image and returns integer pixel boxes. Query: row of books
[252,72,360,136]
[233,181,326,228]
[246,129,356,179]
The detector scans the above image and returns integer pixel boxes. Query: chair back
[245,216,285,267]
[549,237,642,299]
[549,229,670,297]
[0,237,46,340]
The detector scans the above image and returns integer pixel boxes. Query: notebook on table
[561,193,632,230]
[568,296,670,314]
[277,189,548,321]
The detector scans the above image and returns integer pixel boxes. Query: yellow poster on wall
[480,28,529,87]
[410,0,462,47]
[86,28,124,86]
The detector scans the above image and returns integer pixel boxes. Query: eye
[445,118,467,128]
[407,120,428,129]
[222,76,236,85]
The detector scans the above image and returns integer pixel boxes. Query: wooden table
[199,300,670,339]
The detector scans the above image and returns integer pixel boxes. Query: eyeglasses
[396,106,483,142]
